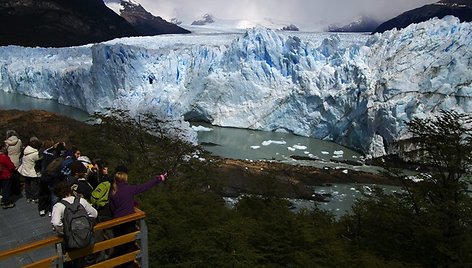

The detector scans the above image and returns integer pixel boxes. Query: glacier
[0,16,471,157]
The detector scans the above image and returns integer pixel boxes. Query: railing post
[55,242,64,268]
[138,218,149,268]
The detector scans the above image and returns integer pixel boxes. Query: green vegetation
[341,111,472,267]
[82,110,471,267]
[8,109,470,267]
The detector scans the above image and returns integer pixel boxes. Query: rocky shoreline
[213,158,401,201]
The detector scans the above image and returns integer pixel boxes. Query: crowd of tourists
[0,129,167,264]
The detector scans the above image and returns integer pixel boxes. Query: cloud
[137,0,437,26]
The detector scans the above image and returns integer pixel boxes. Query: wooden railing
[0,208,148,268]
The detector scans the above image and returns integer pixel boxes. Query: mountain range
[0,0,188,47]
[374,0,472,33]
[1,0,470,47]
[328,16,382,32]
[0,0,137,47]
[106,0,190,35]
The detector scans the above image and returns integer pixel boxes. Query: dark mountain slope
[0,0,138,47]
[374,0,472,33]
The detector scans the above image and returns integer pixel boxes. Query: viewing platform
[0,196,148,267]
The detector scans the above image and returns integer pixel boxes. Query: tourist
[88,159,111,189]
[51,181,97,267]
[0,143,16,208]
[18,136,42,203]
[51,181,97,235]
[68,160,94,201]
[59,146,81,177]
[109,166,167,265]
[110,165,167,218]
[4,130,22,169]
[89,159,113,221]
[5,130,23,195]
[38,141,67,217]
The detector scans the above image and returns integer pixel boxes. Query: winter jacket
[5,135,22,168]
[110,179,161,218]
[18,145,41,178]
[0,153,15,180]
[71,177,94,201]
[51,196,97,235]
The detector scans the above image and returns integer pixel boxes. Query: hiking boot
[2,203,15,209]
[39,210,46,217]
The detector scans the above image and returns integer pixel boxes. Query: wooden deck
[0,193,149,267]
[0,195,56,267]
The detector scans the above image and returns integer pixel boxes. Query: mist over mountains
[328,16,382,32]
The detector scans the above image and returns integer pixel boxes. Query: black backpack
[60,197,95,249]
[45,156,65,181]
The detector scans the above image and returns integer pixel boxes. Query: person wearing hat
[114,165,128,174]
[69,160,94,202]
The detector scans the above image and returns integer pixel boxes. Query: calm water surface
[1,91,397,215]
[0,91,90,121]
[193,122,386,174]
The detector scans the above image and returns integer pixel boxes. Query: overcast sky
[135,0,438,26]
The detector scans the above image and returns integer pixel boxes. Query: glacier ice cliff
[0,16,471,157]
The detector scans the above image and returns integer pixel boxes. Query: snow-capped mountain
[281,24,300,31]
[374,0,472,33]
[104,0,190,35]
[191,14,215,26]
[0,17,470,157]
[328,16,382,32]
[178,14,307,33]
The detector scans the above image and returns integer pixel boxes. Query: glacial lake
[193,122,386,174]
[0,90,399,216]
[192,123,400,217]
[0,90,90,122]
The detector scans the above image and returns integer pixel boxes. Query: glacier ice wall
[0,16,471,156]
